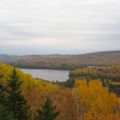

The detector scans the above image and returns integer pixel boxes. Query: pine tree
[35,97,59,120]
[0,85,14,120]
[0,104,14,120]
[6,68,30,120]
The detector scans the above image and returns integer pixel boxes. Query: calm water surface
[20,68,69,82]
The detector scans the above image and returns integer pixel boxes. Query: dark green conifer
[35,97,59,120]
[6,68,30,120]
[0,84,13,120]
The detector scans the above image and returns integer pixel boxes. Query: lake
[20,68,69,82]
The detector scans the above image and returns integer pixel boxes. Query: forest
[0,63,120,120]
[68,66,120,96]
[0,50,120,70]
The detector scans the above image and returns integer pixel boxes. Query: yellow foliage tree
[74,79,120,120]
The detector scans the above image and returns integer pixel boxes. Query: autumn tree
[55,89,80,120]
[74,79,119,120]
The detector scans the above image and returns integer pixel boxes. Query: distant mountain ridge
[0,50,120,69]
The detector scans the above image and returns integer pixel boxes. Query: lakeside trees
[69,66,120,96]
[0,64,60,120]
[0,64,120,120]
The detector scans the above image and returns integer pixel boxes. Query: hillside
[0,63,120,120]
[0,50,120,69]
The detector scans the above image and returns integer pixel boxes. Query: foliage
[69,66,120,95]
[35,97,59,120]
[0,63,120,120]
[74,80,120,120]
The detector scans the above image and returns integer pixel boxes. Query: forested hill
[0,63,120,120]
[0,50,120,69]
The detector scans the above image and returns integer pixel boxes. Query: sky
[0,0,120,55]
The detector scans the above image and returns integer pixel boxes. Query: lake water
[20,68,69,82]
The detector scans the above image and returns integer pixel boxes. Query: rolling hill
[0,50,120,69]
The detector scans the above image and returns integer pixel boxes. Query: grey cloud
[0,0,120,54]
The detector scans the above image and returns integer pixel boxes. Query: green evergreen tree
[0,104,14,120]
[35,97,59,120]
[0,85,14,120]
[6,68,30,120]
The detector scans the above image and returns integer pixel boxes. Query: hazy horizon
[0,0,120,55]
[0,49,120,56]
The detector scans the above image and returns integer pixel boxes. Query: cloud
[0,0,120,54]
